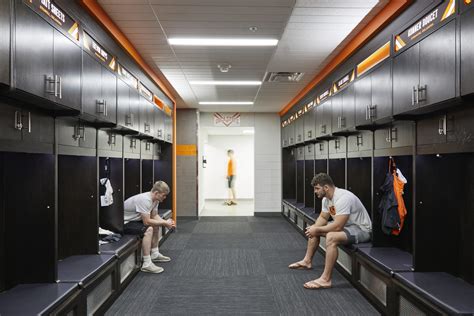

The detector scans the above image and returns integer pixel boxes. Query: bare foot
[303,277,331,289]
[288,260,312,270]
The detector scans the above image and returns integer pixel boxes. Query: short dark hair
[311,173,334,187]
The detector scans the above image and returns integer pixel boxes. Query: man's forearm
[315,215,328,227]
[317,221,344,233]
[145,216,166,227]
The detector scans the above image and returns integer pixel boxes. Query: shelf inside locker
[57,254,115,284]
[283,199,297,207]
[358,247,413,273]
[300,207,318,221]
[394,272,474,315]
[0,283,78,315]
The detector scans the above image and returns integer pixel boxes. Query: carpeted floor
[106,216,379,315]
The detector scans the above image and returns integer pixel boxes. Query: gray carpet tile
[254,232,309,250]
[159,233,191,250]
[192,221,252,234]
[249,220,297,233]
[259,249,326,275]
[171,249,266,277]
[185,233,260,250]
[267,274,379,316]
[174,220,198,233]
[106,216,378,315]
[106,276,278,316]
[247,215,285,222]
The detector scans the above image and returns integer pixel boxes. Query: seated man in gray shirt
[124,181,176,274]
[289,173,372,289]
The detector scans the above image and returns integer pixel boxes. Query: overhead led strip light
[199,102,254,105]
[190,81,261,86]
[168,38,278,46]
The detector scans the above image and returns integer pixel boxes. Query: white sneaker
[141,264,164,274]
[152,253,171,263]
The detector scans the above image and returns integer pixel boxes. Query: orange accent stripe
[177,145,197,156]
[172,103,176,222]
[80,0,175,104]
[279,0,412,116]
[357,41,390,76]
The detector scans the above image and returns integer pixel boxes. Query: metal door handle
[412,86,416,105]
[357,135,363,146]
[145,123,150,133]
[131,139,137,149]
[108,133,116,145]
[14,110,22,130]
[146,142,151,151]
[415,85,419,104]
[307,130,312,138]
[341,117,346,128]
[104,100,107,117]
[391,127,398,142]
[386,128,392,143]
[96,100,106,114]
[74,125,85,141]
[27,112,31,133]
[308,146,312,153]
[438,115,447,135]
[321,125,326,134]
[319,143,324,151]
[45,75,55,95]
[366,105,369,120]
[335,139,340,149]
[418,84,427,103]
[58,75,62,99]
[158,129,163,137]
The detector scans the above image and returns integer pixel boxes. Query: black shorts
[123,221,149,238]
[227,175,235,188]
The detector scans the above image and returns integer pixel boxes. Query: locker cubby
[296,146,305,208]
[328,158,345,188]
[0,152,55,291]
[58,155,98,260]
[347,157,372,216]
[99,157,124,233]
[373,155,413,254]
[141,159,153,192]
[154,142,173,210]
[282,148,296,203]
[415,153,474,284]
[304,159,314,210]
[314,159,328,214]
[124,158,140,200]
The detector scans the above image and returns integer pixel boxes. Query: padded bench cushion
[0,283,78,315]
[358,247,413,273]
[395,272,474,314]
[58,254,115,284]
[300,207,317,221]
[100,234,139,256]
[283,199,297,207]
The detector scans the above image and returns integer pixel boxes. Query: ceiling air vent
[264,72,304,83]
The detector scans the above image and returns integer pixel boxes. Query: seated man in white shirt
[123,181,176,274]
[288,173,372,289]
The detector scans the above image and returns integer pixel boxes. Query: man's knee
[144,226,153,237]
[326,232,341,247]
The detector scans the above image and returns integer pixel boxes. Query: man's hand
[305,225,319,238]
[166,219,176,229]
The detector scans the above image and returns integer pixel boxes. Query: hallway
[106,216,377,315]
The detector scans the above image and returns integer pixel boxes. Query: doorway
[199,127,255,216]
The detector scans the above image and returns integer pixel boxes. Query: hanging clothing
[100,158,114,207]
[378,158,408,236]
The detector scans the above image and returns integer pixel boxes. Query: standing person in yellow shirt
[226,149,237,206]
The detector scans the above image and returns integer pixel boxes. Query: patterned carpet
[106,216,379,315]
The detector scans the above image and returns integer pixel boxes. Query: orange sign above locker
[117,64,138,89]
[83,31,116,70]
[357,41,390,77]
[395,0,456,52]
[24,0,79,41]
[332,70,355,94]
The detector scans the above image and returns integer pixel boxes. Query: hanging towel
[100,178,114,207]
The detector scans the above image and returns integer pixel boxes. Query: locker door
[393,44,419,115]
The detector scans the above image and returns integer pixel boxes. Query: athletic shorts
[227,175,235,188]
[344,225,371,244]
[123,221,149,238]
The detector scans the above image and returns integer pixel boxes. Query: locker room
[0,0,473,315]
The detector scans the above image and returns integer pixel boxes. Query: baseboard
[254,212,281,217]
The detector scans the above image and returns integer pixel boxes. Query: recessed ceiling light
[199,101,254,105]
[168,38,278,46]
[190,81,261,86]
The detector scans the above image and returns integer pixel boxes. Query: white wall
[203,135,254,199]
[198,113,281,214]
